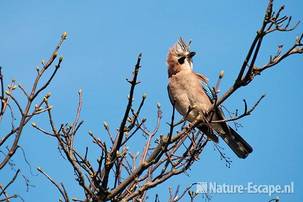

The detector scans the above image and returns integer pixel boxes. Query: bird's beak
[188,51,196,58]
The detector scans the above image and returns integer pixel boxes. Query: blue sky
[0,0,302,201]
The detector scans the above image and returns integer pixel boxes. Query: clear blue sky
[0,1,302,201]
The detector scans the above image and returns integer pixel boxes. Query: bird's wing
[195,72,209,83]
[194,73,215,103]
[195,72,229,132]
[194,73,253,158]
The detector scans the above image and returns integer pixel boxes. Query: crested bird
[167,38,253,158]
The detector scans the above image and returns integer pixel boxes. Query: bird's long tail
[198,125,219,143]
[220,127,253,159]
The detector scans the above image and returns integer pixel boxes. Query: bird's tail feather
[197,125,219,143]
[221,127,253,159]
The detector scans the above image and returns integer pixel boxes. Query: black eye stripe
[178,56,186,64]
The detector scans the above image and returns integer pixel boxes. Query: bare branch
[0,32,67,169]
[37,167,70,202]
[101,53,142,193]
[212,95,266,123]
[0,169,20,196]
[211,0,302,113]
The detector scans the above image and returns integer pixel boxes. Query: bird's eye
[178,56,186,64]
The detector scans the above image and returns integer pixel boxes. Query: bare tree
[1,0,302,201]
[0,33,67,201]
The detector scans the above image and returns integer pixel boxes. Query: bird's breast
[168,71,211,121]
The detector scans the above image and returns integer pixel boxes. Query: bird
[167,38,253,159]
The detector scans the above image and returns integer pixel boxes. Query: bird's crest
[167,38,193,77]
[172,38,192,55]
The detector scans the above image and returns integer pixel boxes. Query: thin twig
[37,167,70,202]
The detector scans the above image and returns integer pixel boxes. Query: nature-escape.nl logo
[196,181,294,196]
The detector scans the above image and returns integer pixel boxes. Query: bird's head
[167,38,196,77]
